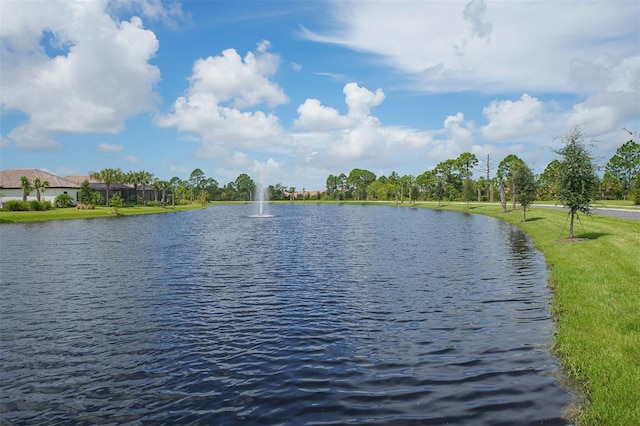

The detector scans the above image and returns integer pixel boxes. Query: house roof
[0,169,80,189]
[66,175,137,191]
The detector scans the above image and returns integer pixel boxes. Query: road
[533,204,640,221]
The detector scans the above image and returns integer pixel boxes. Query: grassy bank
[411,202,639,425]
[0,203,207,223]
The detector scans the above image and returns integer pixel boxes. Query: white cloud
[567,92,640,136]
[6,125,61,151]
[98,143,124,152]
[1,0,161,150]
[290,61,303,71]
[481,94,544,141]
[302,1,639,94]
[294,99,350,131]
[124,155,139,164]
[158,41,287,154]
[343,83,385,118]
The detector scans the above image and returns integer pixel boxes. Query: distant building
[0,169,80,206]
[65,175,150,203]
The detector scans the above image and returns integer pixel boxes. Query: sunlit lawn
[0,203,206,223]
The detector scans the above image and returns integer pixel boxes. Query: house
[65,175,147,203]
[0,169,80,206]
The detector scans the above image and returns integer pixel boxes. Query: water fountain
[250,183,273,218]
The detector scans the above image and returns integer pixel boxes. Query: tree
[538,159,561,200]
[234,173,255,201]
[555,128,598,238]
[33,177,49,202]
[90,168,123,206]
[155,180,170,207]
[347,168,376,201]
[169,176,181,207]
[109,192,124,215]
[189,169,205,202]
[79,180,97,205]
[456,152,478,207]
[20,176,32,202]
[138,171,153,205]
[604,136,640,199]
[513,162,537,221]
[326,174,338,199]
[497,154,524,212]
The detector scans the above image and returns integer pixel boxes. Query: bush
[76,203,96,210]
[54,194,75,208]
[28,200,52,211]
[146,201,162,207]
[3,200,29,211]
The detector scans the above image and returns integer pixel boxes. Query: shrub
[28,200,52,211]
[146,201,162,207]
[3,200,29,211]
[54,194,75,208]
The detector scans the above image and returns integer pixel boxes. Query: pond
[0,204,571,425]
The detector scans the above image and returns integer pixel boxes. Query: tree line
[325,129,639,208]
[85,168,298,207]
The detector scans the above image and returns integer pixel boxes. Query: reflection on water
[0,205,570,425]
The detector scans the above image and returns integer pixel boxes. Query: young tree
[555,128,598,238]
[513,162,537,221]
[20,176,32,202]
[109,192,124,215]
[33,177,49,202]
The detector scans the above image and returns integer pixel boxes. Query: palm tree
[138,171,153,205]
[125,171,142,203]
[169,176,181,207]
[20,176,32,202]
[33,177,50,202]
[90,168,123,206]
[155,180,171,207]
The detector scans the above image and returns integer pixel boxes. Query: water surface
[0,204,570,424]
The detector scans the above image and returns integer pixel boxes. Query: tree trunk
[522,205,527,222]
[489,184,494,203]
[569,210,575,238]
[500,183,507,213]
[36,190,41,202]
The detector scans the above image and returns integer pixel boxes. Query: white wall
[0,188,79,206]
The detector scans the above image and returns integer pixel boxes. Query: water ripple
[0,205,570,424]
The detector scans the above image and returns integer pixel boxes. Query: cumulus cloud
[294,99,350,131]
[294,83,384,131]
[98,143,124,152]
[124,155,139,164]
[0,0,161,150]
[481,94,544,140]
[157,40,287,155]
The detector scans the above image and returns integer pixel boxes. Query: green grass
[409,201,640,425]
[0,203,207,223]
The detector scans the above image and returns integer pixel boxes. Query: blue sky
[1,0,639,190]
